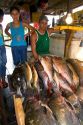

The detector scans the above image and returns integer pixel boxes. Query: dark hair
[0,9,4,17]
[10,6,20,13]
[39,15,48,22]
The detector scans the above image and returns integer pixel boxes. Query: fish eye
[18,77,20,81]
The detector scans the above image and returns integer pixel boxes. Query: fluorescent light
[72,5,83,13]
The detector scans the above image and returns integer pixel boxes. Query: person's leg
[1,46,7,78]
[19,46,27,64]
[0,48,3,88]
[1,46,8,88]
[11,47,20,66]
[0,46,3,78]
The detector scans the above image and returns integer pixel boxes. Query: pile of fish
[10,55,83,125]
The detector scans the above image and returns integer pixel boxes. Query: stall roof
[0,0,83,14]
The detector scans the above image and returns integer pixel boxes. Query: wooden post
[13,95,25,125]
[64,30,74,58]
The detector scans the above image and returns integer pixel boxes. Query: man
[31,15,56,60]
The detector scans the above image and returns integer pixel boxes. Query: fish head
[39,56,51,66]
[10,64,27,95]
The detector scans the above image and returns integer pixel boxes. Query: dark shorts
[11,46,27,66]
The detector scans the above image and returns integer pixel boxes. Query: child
[0,9,8,88]
[5,6,35,66]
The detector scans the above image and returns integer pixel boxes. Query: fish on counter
[48,91,81,125]
[67,63,79,90]
[30,64,39,89]
[34,59,56,97]
[10,62,38,97]
[66,59,83,86]
[23,62,32,88]
[10,64,27,96]
[25,99,58,125]
[67,93,83,124]
[76,86,83,101]
[9,56,83,125]
[52,57,76,90]
[53,70,73,97]
[30,64,40,98]
[39,56,58,92]
[39,56,54,82]
[34,61,49,96]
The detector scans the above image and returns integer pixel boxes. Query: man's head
[0,9,4,23]
[39,15,48,30]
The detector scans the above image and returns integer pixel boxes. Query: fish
[53,70,73,97]
[67,93,83,124]
[34,61,50,98]
[30,64,40,98]
[10,64,27,96]
[39,56,53,82]
[66,59,83,86]
[76,86,83,101]
[25,99,58,125]
[23,62,32,88]
[52,57,75,88]
[48,92,81,125]
[67,63,79,90]
[39,56,58,94]
[31,64,39,89]
[34,60,56,97]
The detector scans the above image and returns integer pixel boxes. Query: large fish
[67,93,83,124]
[31,65,39,89]
[52,57,76,89]
[34,61,50,98]
[67,63,79,90]
[39,56,53,82]
[39,56,58,93]
[53,70,73,97]
[10,64,27,96]
[66,59,83,86]
[10,63,35,97]
[25,99,58,125]
[23,62,32,88]
[34,60,56,97]
[30,64,40,98]
[48,92,80,125]
[76,86,83,101]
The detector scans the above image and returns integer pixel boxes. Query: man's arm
[31,32,39,60]
[47,27,60,36]
[23,22,35,37]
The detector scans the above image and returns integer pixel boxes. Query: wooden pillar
[64,30,74,58]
